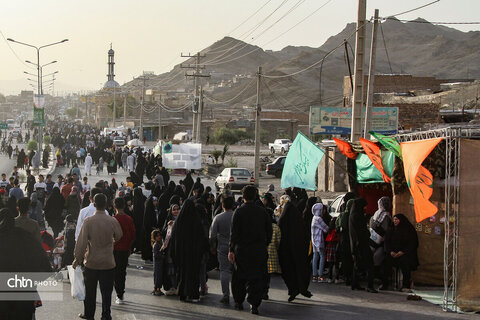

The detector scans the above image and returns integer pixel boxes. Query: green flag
[356,151,395,184]
[280,132,324,191]
[370,131,402,159]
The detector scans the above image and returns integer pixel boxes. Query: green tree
[211,148,222,164]
[27,140,38,151]
[65,107,78,119]
[43,135,51,145]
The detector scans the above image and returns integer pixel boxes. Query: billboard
[309,106,398,135]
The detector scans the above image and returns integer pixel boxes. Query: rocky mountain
[122,18,480,114]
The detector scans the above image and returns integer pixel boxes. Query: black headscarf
[389,214,419,270]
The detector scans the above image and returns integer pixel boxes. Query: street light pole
[7,38,68,151]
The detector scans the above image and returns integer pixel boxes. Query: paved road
[33,164,475,320]
[38,252,471,320]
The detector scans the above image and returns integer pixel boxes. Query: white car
[215,168,255,192]
[268,139,292,154]
[113,138,126,147]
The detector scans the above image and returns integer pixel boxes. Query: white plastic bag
[67,265,85,301]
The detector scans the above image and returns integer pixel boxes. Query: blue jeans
[312,249,326,277]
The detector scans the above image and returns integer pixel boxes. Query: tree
[65,107,77,119]
[211,148,222,164]
[0,93,5,103]
[43,135,51,145]
[27,140,38,151]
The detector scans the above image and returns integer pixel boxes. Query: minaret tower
[104,43,119,88]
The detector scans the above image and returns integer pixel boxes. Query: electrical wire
[384,0,440,18]
[203,78,256,104]
[204,0,307,66]
[385,18,480,25]
[379,23,394,75]
[204,0,334,67]
[262,20,368,79]
[0,29,35,69]
[202,0,291,65]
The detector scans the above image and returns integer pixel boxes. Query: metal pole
[140,76,145,141]
[37,48,43,152]
[193,52,200,142]
[254,66,262,186]
[113,85,116,127]
[364,9,379,138]
[350,0,367,142]
[158,104,162,141]
[123,95,127,127]
[197,86,203,143]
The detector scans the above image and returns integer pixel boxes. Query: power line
[385,18,480,25]
[204,0,335,67]
[0,29,35,69]
[203,78,256,104]
[205,0,307,66]
[203,0,292,65]
[380,23,394,74]
[384,0,440,18]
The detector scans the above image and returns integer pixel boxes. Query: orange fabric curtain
[359,137,391,183]
[400,138,443,222]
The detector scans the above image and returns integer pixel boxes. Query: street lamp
[7,37,68,151]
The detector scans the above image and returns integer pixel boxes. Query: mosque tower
[104,44,119,88]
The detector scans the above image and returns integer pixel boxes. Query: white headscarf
[372,196,391,223]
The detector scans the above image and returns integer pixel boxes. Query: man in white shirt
[75,187,109,241]
[53,175,64,189]
[34,174,47,206]
[0,173,9,189]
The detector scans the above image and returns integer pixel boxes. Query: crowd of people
[0,122,420,319]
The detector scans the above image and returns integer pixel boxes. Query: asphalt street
[32,163,475,320]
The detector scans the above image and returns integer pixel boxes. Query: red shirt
[114,213,136,251]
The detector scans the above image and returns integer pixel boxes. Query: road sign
[0,124,7,129]
[309,106,398,135]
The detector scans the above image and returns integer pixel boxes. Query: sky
[0,0,479,95]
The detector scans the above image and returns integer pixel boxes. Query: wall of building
[377,102,440,130]
[343,74,446,106]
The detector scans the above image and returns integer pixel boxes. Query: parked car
[329,193,347,217]
[113,138,126,147]
[215,168,255,192]
[266,156,286,178]
[268,139,292,154]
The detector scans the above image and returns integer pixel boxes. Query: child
[53,238,65,270]
[151,229,164,296]
[325,218,340,283]
[311,203,329,282]
[82,176,91,195]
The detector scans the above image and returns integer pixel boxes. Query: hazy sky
[1,0,479,95]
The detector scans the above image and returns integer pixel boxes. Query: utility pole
[113,85,116,127]
[350,0,367,142]
[197,86,203,142]
[158,95,162,140]
[137,73,149,141]
[364,9,379,137]
[254,66,262,186]
[123,95,127,127]
[181,52,209,142]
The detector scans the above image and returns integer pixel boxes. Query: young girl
[325,218,340,283]
[151,229,164,296]
[311,203,329,282]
